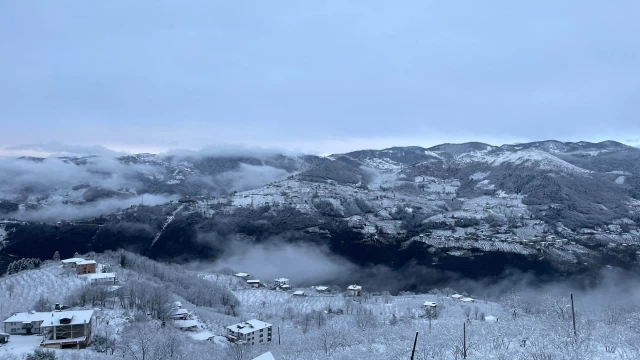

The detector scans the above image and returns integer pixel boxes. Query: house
[226,319,273,345]
[40,310,94,349]
[61,258,85,268]
[292,291,306,297]
[234,273,251,279]
[247,280,261,288]
[0,333,9,344]
[173,301,183,309]
[173,320,198,331]
[314,286,329,293]
[76,260,97,275]
[451,294,463,300]
[86,273,116,285]
[461,297,475,303]
[191,331,215,341]
[423,301,437,318]
[347,285,362,296]
[253,352,276,360]
[484,316,499,322]
[3,311,49,335]
[168,308,189,320]
[274,278,289,288]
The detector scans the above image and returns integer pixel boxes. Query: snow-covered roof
[4,312,50,323]
[423,301,437,307]
[87,273,115,280]
[451,294,463,299]
[0,332,10,337]
[41,310,94,327]
[484,316,498,322]
[191,331,215,341]
[315,286,329,291]
[293,291,305,296]
[234,273,250,277]
[226,319,272,334]
[252,352,276,360]
[347,285,362,290]
[247,279,260,283]
[61,258,85,264]
[170,309,188,315]
[280,284,292,289]
[77,260,96,265]
[274,278,289,282]
[461,297,475,302]
[173,320,198,328]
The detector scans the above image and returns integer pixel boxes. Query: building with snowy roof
[347,285,362,296]
[168,308,189,320]
[0,333,8,344]
[234,272,251,278]
[226,319,273,345]
[247,279,261,288]
[3,311,49,335]
[39,310,94,349]
[86,272,116,284]
[314,286,329,293]
[173,320,198,331]
[61,258,85,267]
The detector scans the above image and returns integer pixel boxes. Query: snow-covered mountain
[2,140,640,284]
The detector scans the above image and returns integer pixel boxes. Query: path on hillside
[150,205,185,248]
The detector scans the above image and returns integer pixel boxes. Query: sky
[1,1,639,157]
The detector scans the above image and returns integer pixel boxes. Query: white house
[168,308,189,320]
[226,319,273,345]
[451,294,463,300]
[173,320,198,331]
[274,278,289,288]
[247,280,261,288]
[347,285,362,296]
[234,273,251,279]
[292,291,306,297]
[3,311,49,335]
[40,310,94,349]
[461,297,475,303]
[86,273,116,285]
[314,286,329,293]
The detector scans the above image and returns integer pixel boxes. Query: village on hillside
[1,249,639,360]
[0,249,513,360]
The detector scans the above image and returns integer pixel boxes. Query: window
[260,339,263,343]
[260,329,263,332]
[260,334,263,338]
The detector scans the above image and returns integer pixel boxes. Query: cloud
[0,157,159,198]
[1,141,124,158]
[203,238,358,286]
[215,164,290,193]
[162,144,300,159]
[6,193,177,222]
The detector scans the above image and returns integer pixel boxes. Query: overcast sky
[1,1,639,157]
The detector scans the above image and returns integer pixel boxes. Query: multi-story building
[226,319,273,345]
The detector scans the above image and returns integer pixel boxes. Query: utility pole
[463,323,467,359]
[278,326,281,345]
[570,293,577,336]
[410,332,418,360]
